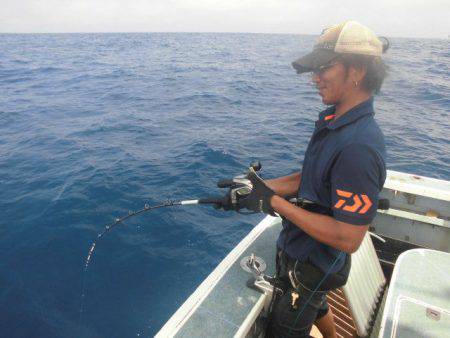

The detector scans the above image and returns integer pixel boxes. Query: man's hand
[216,177,252,211]
[241,168,276,215]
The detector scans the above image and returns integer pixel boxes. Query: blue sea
[1,33,449,338]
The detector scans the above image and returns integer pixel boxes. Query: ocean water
[0,33,449,338]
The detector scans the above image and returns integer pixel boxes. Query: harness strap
[290,197,333,216]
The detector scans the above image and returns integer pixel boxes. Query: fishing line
[288,252,344,336]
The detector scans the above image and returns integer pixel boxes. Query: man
[229,21,388,337]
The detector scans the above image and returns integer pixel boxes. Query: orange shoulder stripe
[336,189,353,198]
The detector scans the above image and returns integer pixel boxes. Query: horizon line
[0,30,446,40]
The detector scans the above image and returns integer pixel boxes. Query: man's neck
[334,92,371,119]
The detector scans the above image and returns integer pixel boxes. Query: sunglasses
[312,61,340,75]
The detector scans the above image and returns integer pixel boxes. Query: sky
[1,0,449,38]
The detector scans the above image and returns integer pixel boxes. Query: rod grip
[198,197,223,205]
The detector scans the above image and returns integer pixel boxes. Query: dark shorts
[266,250,350,338]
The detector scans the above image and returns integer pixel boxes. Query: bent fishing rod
[91,161,263,240]
[83,162,263,268]
[91,198,221,242]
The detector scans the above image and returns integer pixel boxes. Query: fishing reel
[216,161,262,211]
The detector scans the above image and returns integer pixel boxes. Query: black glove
[216,191,236,211]
[240,168,275,215]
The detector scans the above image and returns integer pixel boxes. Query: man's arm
[271,195,368,254]
[266,144,382,254]
[265,172,301,198]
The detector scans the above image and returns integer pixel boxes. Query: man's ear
[349,64,367,84]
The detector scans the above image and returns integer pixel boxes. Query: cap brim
[292,49,337,74]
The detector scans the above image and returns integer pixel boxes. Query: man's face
[312,62,355,106]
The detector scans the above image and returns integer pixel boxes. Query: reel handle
[217,179,234,188]
[250,161,262,172]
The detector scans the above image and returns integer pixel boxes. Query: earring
[354,80,358,87]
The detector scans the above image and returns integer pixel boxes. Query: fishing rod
[105,162,261,233]
[84,198,222,268]
[83,162,263,269]
[92,198,222,242]
[92,161,263,241]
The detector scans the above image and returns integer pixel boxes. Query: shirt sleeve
[330,143,386,225]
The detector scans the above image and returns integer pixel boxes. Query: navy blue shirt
[277,97,386,273]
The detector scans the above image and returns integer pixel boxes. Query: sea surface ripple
[0,33,449,337]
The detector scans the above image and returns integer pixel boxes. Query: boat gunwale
[155,216,279,337]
